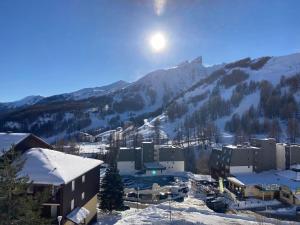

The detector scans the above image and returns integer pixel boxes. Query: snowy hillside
[154,53,300,142]
[59,80,129,101]
[1,53,300,142]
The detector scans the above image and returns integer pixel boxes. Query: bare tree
[287,118,300,143]
[268,118,281,142]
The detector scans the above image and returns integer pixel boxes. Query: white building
[117,142,185,175]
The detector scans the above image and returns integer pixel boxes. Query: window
[81,192,85,200]
[72,180,75,191]
[27,185,34,194]
[71,199,74,210]
[82,175,85,183]
[51,205,57,217]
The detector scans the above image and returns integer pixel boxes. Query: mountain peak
[191,56,203,64]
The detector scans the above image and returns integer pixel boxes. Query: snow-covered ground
[78,142,108,154]
[96,197,296,225]
[229,198,282,210]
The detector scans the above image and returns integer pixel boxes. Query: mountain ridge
[1,52,300,143]
[0,80,130,109]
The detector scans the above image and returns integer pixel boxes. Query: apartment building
[117,142,185,175]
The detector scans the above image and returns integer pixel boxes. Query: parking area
[122,175,188,190]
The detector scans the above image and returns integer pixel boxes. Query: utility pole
[136,186,140,211]
[262,190,267,211]
[168,195,172,223]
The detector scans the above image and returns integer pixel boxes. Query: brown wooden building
[0,132,102,225]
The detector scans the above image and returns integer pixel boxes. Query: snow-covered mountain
[1,53,300,143]
[0,80,129,109]
[109,57,212,112]
[1,95,44,109]
[56,80,129,101]
[153,53,300,142]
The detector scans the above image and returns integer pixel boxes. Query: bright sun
[149,32,167,52]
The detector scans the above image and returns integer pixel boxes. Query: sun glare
[149,32,167,52]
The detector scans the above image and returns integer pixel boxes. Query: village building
[227,166,300,205]
[209,138,300,206]
[0,132,102,225]
[209,144,258,178]
[209,138,279,178]
[117,142,185,175]
[78,142,108,158]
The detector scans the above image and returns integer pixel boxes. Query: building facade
[209,144,258,178]
[117,142,185,175]
[209,138,280,179]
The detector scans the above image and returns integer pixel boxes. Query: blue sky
[0,0,300,102]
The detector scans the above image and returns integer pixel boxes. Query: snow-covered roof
[78,142,108,154]
[19,148,103,185]
[291,164,300,170]
[225,144,237,149]
[0,133,30,156]
[278,169,300,181]
[227,177,246,186]
[67,207,89,224]
[224,144,259,150]
[232,170,300,192]
[190,174,214,182]
[95,130,116,138]
[157,144,178,149]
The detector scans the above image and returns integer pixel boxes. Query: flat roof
[231,170,300,192]
[191,174,215,182]
[78,142,107,154]
[224,145,259,150]
[227,177,245,186]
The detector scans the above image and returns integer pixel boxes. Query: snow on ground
[229,198,282,210]
[250,53,300,85]
[232,91,260,115]
[78,142,108,154]
[96,197,295,225]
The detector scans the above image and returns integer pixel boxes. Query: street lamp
[57,216,62,225]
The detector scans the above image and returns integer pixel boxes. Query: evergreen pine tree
[99,166,124,212]
[0,148,50,225]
